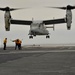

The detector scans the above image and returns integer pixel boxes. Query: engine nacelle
[4,11,11,31]
[66,10,72,30]
[5,18,10,31]
[66,19,72,30]
[66,15,72,30]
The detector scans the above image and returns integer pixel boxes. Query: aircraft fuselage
[29,22,49,36]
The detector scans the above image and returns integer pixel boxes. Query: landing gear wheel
[34,34,36,37]
[29,36,33,39]
[46,35,50,38]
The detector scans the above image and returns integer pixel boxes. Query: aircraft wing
[10,18,66,25]
[10,19,32,25]
[43,18,66,25]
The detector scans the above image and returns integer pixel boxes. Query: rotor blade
[46,5,75,10]
[46,6,66,10]
[10,8,24,11]
[0,8,6,11]
[0,7,28,11]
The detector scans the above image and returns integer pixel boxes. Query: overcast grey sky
[0,0,75,47]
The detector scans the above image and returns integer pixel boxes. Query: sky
[0,0,75,47]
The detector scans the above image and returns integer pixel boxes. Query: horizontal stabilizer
[46,25,55,31]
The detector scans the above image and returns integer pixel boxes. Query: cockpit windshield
[31,21,45,29]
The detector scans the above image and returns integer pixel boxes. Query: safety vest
[13,39,22,44]
[19,40,22,44]
[3,39,7,44]
[13,40,18,44]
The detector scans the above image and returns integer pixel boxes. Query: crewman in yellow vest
[3,38,7,50]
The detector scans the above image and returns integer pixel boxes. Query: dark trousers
[18,44,21,50]
[3,43,6,50]
[15,44,19,50]
[15,43,21,50]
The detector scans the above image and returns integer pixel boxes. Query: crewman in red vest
[12,39,22,50]
[18,40,22,50]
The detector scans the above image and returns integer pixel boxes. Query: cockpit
[30,21,45,29]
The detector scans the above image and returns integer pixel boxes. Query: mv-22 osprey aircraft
[0,5,75,39]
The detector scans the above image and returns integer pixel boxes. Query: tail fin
[32,18,34,22]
